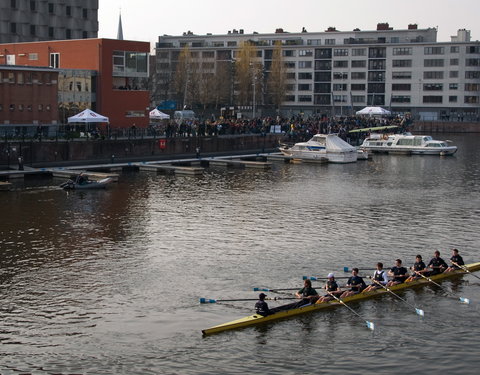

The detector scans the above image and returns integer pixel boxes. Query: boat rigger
[201,262,480,336]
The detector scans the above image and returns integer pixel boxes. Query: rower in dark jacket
[427,250,448,275]
[445,248,465,273]
[387,259,409,286]
[340,268,367,298]
[254,293,272,316]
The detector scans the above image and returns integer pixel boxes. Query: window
[392,71,412,79]
[464,96,479,104]
[423,83,443,91]
[334,49,348,56]
[352,95,365,103]
[30,1,36,11]
[298,61,312,69]
[333,95,347,103]
[351,83,366,91]
[351,72,366,80]
[298,72,312,80]
[315,49,332,59]
[299,50,313,57]
[285,95,295,102]
[351,60,366,68]
[17,72,24,84]
[315,72,331,81]
[10,22,16,33]
[66,29,72,39]
[29,53,38,61]
[113,50,148,75]
[333,60,348,68]
[307,39,322,46]
[50,53,60,68]
[82,31,88,39]
[466,58,480,66]
[450,46,459,53]
[466,46,480,54]
[450,58,459,66]
[227,41,237,47]
[333,72,348,79]
[368,83,385,93]
[66,6,71,16]
[7,72,15,83]
[315,60,331,70]
[38,104,43,111]
[10,104,15,111]
[30,25,36,35]
[368,60,386,70]
[11,0,16,8]
[18,104,24,111]
[332,83,347,91]
[424,71,444,79]
[391,96,411,103]
[48,3,54,13]
[392,84,411,91]
[424,47,444,55]
[82,8,88,18]
[465,71,480,79]
[465,83,479,91]
[449,71,459,78]
[368,71,385,82]
[424,59,444,67]
[449,96,457,102]
[449,83,458,90]
[393,47,412,55]
[325,39,335,45]
[283,50,295,57]
[48,27,54,38]
[315,95,331,105]
[298,95,312,102]
[369,47,386,58]
[423,96,443,103]
[298,83,312,91]
[314,83,331,93]
[392,59,412,67]
[284,62,295,69]
[286,72,296,79]
[352,48,366,56]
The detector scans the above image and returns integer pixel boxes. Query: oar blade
[459,297,470,304]
[199,298,216,304]
[343,267,349,272]
[366,321,375,331]
[253,287,270,292]
[415,308,425,317]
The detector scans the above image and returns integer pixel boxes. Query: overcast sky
[98,0,479,50]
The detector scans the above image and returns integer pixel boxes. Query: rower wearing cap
[317,273,342,303]
[445,248,465,273]
[340,268,367,298]
[386,259,409,286]
[254,293,272,316]
[363,262,389,292]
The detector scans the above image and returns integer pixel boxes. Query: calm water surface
[1,134,480,374]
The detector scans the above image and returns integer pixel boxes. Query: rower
[363,262,389,292]
[340,268,366,298]
[386,259,409,287]
[295,279,319,305]
[405,254,427,282]
[254,293,272,316]
[445,248,465,273]
[75,172,89,185]
[316,273,342,303]
[426,250,448,276]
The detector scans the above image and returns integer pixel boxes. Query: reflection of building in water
[58,69,97,125]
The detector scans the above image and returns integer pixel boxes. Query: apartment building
[0,0,98,43]
[155,24,480,120]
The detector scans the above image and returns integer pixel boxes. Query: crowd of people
[155,114,413,144]
[254,248,465,316]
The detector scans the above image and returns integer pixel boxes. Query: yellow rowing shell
[202,261,480,336]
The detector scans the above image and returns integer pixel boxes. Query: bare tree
[234,41,261,106]
[267,41,288,113]
[173,46,190,108]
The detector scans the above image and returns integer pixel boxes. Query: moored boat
[360,132,457,155]
[201,261,480,336]
[279,134,358,163]
[61,177,112,190]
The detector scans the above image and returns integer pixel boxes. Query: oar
[369,277,424,316]
[414,271,470,304]
[200,297,297,304]
[303,276,351,281]
[324,290,375,331]
[253,287,298,292]
[343,267,376,273]
[452,262,480,281]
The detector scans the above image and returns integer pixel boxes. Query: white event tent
[67,109,109,123]
[356,106,391,116]
[149,108,170,120]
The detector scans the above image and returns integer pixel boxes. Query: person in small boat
[340,268,366,298]
[426,250,448,276]
[386,259,409,286]
[363,262,389,292]
[254,293,272,316]
[75,172,89,185]
[316,273,342,303]
[295,279,319,305]
[445,248,465,273]
[406,255,427,282]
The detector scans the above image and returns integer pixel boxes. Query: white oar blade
[459,297,470,304]
[415,308,425,317]
[366,321,375,331]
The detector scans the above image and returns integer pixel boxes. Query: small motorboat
[60,177,112,190]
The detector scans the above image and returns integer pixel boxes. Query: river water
[1,134,479,374]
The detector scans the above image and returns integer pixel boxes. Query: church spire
[117,11,124,40]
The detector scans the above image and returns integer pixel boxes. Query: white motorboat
[279,134,358,163]
[360,133,457,156]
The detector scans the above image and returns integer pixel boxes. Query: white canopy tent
[356,106,391,116]
[68,109,109,123]
[149,108,170,120]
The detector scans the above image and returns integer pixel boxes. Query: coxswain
[316,273,342,303]
[340,268,366,298]
[445,248,465,273]
[295,279,319,305]
[405,254,427,282]
[75,172,88,185]
[426,250,448,275]
[254,293,272,316]
[386,259,409,287]
[363,262,389,292]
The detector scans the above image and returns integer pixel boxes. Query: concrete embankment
[414,121,480,133]
[0,134,283,169]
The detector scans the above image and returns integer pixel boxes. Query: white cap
[327,273,335,278]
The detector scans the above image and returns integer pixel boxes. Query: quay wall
[0,134,283,168]
[414,121,480,133]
